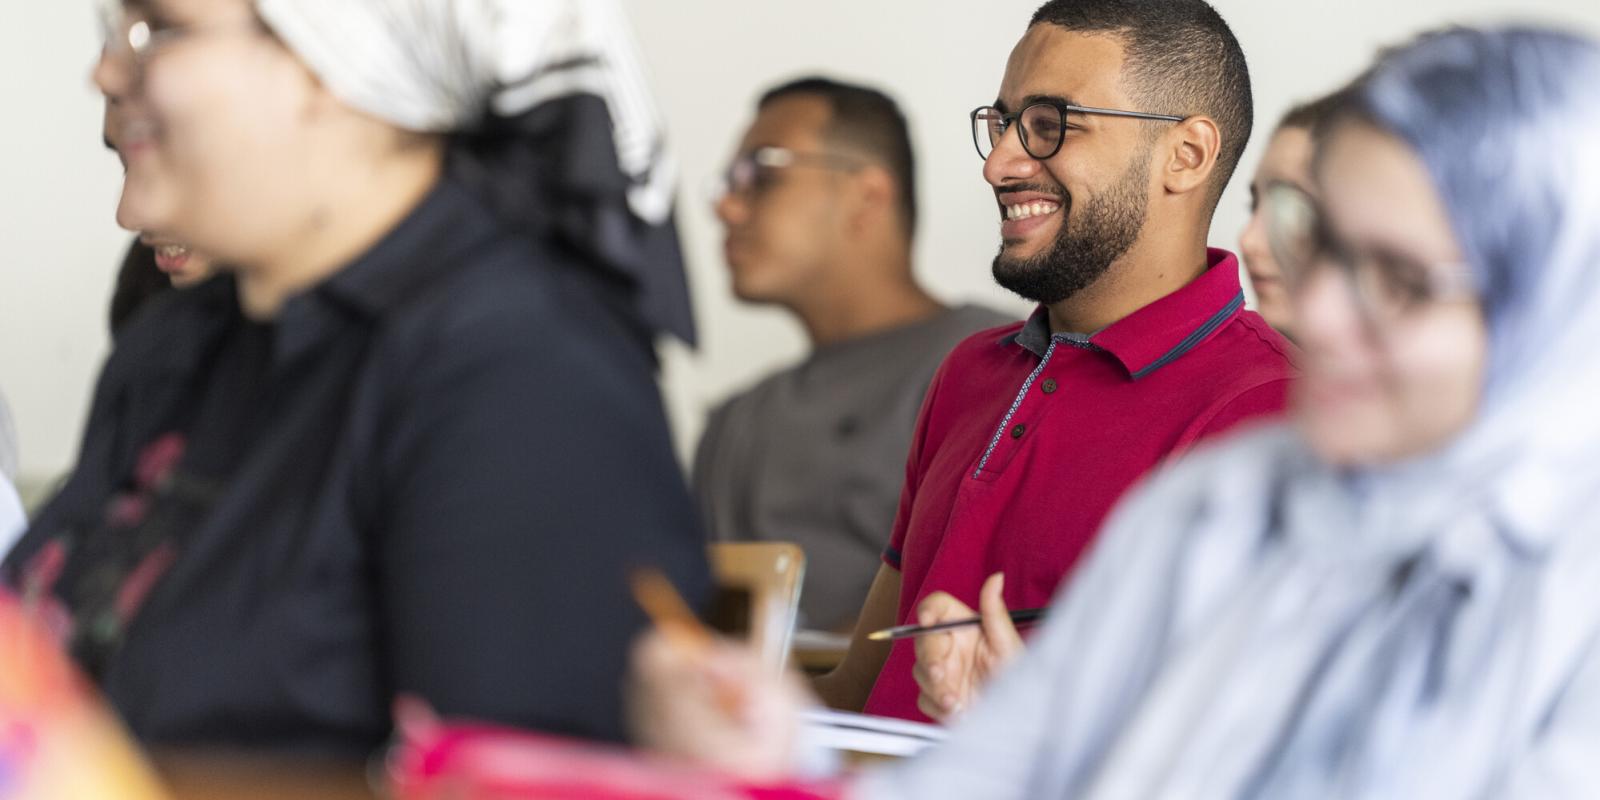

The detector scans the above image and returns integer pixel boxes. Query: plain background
[2,1,1598,494]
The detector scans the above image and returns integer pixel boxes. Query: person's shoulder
[704,358,806,425]
[377,233,658,387]
[851,304,1014,386]
[904,316,1027,406]
[1165,308,1296,409]
[399,234,575,326]
[1126,423,1304,520]
[942,313,1026,364]
[1166,311,1296,439]
[1206,309,1297,378]
[939,303,1018,335]
[1083,423,1308,647]
[1180,422,1302,474]
[398,234,634,342]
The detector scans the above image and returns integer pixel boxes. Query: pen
[867,607,1046,641]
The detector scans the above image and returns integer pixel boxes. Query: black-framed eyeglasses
[711,146,866,202]
[970,102,1185,161]
[1263,181,1478,325]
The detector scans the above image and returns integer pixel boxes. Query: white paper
[800,708,946,758]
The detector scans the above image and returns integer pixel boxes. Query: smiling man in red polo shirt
[812,0,1295,722]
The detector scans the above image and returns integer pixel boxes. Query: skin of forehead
[739,94,833,155]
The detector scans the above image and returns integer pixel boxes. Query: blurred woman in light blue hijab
[634,25,1600,799]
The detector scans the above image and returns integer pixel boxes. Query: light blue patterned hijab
[1095,27,1600,797]
[1332,27,1600,558]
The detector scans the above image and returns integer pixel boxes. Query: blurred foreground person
[0,593,169,800]
[636,25,1600,798]
[104,110,219,336]
[107,239,217,338]
[4,0,707,756]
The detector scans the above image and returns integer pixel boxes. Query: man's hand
[911,572,1024,721]
[627,632,811,780]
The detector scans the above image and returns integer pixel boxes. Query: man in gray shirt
[694,77,1009,631]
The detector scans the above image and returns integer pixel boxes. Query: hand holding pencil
[911,572,1027,722]
[626,569,810,781]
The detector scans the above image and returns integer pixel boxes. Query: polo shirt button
[1011,424,1027,439]
[1041,378,1058,394]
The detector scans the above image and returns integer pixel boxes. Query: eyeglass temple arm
[973,106,1184,124]
[1067,105,1186,122]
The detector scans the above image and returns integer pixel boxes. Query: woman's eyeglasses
[97,1,264,65]
[1263,181,1478,325]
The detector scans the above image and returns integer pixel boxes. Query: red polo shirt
[863,248,1295,722]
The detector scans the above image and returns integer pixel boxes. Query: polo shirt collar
[1005,310,1090,356]
[1000,247,1246,380]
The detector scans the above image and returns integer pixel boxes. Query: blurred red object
[386,699,844,800]
[0,590,170,799]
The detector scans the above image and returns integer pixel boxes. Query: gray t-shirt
[692,304,1013,630]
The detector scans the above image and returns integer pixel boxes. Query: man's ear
[1159,116,1221,198]
[849,164,900,234]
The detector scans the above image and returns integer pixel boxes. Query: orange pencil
[629,568,744,715]
[630,568,714,650]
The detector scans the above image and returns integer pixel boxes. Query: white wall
[0,3,131,494]
[3,1,1598,490]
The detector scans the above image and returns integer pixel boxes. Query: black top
[5,179,710,757]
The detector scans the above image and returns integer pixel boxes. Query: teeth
[1004,201,1061,221]
[156,244,189,258]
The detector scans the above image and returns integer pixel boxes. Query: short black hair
[1029,0,1252,211]
[759,76,918,237]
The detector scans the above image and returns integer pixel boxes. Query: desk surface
[156,754,377,800]
[791,628,851,675]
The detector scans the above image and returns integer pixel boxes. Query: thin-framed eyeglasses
[1263,181,1478,326]
[710,146,866,203]
[970,101,1185,161]
[97,0,265,64]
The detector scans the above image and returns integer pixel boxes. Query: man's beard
[992,152,1151,306]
